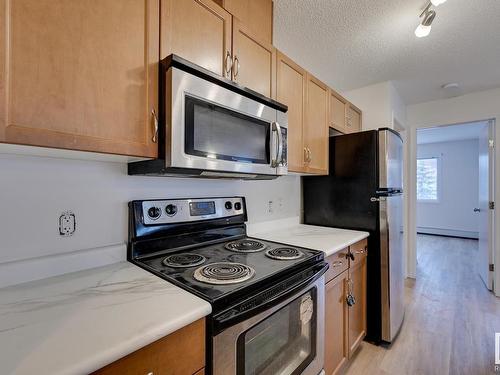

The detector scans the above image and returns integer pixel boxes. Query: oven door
[168,67,287,176]
[212,266,326,375]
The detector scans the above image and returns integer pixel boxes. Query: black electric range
[128,197,328,375]
[128,197,325,312]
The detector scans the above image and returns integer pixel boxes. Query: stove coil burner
[193,262,255,285]
[224,239,266,253]
[162,253,206,268]
[265,247,304,260]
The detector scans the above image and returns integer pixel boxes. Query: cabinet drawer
[348,239,368,268]
[93,318,205,375]
[325,249,349,283]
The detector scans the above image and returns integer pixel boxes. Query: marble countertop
[248,217,369,257]
[0,262,211,375]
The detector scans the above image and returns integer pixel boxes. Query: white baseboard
[417,226,479,239]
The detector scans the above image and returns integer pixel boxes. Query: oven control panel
[142,197,245,225]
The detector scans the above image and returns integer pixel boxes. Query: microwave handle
[271,122,283,167]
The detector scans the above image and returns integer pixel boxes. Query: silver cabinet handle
[355,249,365,254]
[474,208,481,212]
[151,108,158,143]
[304,147,309,164]
[233,55,240,78]
[224,51,233,77]
[332,260,343,267]
[308,147,312,162]
[304,147,311,163]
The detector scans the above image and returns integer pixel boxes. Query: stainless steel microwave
[129,55,288,179]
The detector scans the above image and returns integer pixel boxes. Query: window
[417,157,439,202]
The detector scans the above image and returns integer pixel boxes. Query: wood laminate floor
[344,234,500,375]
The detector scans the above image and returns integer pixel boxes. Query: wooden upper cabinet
[93,318,205,375]
[325,270,349,375]
[232,18,276,97]
[161,0,232,79]
[222,0,273,44]
[346,103,362,133]
[304,74,329,174]
[330,91,347,134]
[348,255,367,357]
[276,51,306,172]
[2,0,159,157]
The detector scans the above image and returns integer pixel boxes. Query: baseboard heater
[417,226,479,239]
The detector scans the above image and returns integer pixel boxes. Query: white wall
[343,82,392,130]
[343,81,407,131]
[0,153,300,286]
[416,139,479,238]
[406,87,500,296]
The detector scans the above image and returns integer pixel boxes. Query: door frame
[406,118,498,296]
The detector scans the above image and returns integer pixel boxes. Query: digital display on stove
[190,201,216,216]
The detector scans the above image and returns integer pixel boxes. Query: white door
[477,121,494,290]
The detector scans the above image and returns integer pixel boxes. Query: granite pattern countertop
[0,262,211,375]
[248,217,369,257]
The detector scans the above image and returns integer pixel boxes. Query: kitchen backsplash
[0,153,300,287]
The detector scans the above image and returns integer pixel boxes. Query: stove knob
[165,204,177,216]
[225,201,233,210]
[234,202,242,211]
[147,206,161,220]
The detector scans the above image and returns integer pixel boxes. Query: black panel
[303,131,379,231]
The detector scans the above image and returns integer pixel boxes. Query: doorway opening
[415,120,495,292]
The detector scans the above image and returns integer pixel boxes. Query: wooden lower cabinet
[348,255,367,357]
[324,240,367,374]
[324,270,349,375]
[93,318,205,375]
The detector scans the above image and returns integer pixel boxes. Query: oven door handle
[212,262,328,332]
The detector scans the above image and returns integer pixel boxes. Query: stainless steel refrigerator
[303,128,405,343]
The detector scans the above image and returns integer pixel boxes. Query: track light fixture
[415,0,446,38]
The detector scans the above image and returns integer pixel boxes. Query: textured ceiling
[417,121,487,144]
[273,0,500,105]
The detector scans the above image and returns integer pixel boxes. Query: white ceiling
[273,0,500,105]
[417,121,487,144]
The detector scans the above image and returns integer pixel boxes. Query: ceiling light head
[415,8,436,38]
[431,0,447,6]
[415,24,432,38]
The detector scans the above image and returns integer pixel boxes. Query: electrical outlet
[268,200,274,214]
[59,211,76,237]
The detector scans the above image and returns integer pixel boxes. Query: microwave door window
[185,96,270,164]
[236,290,317,375]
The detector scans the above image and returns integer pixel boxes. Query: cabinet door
[93,318,205,375]
[330,91,347,133]
[276,51,306,173]
[348,257,367,357]
[223,0,273,44]
[232,18,276,98]
[304,74,329,174]
[3,0,159,157]
[346,104,362,133]
[325,270,349,375]
[161,0,232,79]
